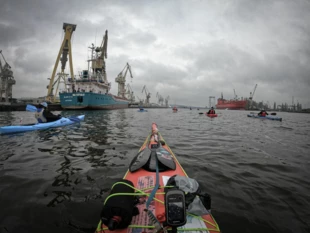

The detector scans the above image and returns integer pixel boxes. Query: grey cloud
[1,0,310,107]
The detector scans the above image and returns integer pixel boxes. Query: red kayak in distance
[206,113,218,118]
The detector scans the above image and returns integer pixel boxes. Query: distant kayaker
[35,102,61,123]
[258,110,268,117]
[207,107,216,114]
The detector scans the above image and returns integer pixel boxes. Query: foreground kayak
[206,113,218,118]
[96,123,221,233]
[247,114,282,122]
[0,115,85,135]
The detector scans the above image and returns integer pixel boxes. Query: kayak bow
[96,123,220,233]
[206,114,218,118]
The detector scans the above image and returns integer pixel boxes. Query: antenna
[94,28,97,47]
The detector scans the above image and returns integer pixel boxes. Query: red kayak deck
[96,123,220,233]
[206,113,218,118]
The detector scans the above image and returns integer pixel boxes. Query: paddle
[199,112,204,115]
[270,112,277,115]
[26,104,38,112]
[68,116,81,123]
[26,104,80,122]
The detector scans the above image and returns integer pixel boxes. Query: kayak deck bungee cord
[96,123,221,233]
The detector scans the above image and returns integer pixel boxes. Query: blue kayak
[247,114,282,122]
[0,115,85,135]
[137,109,148,112]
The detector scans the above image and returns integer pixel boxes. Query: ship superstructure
[57,25,129,109]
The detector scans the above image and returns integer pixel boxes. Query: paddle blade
[26,104,37,112]
[68,117,81,123]
[271,112,277,115]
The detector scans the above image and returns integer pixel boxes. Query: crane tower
[46,23,76,103]
[0,50,16,104]
[249,84,258,109]
[126,83,135,103]
[142,85,151,106]
[165,96,170,107]
[115,63,133,98]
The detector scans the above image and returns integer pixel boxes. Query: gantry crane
[165,95,170,107]
[126,83,135,103]
[46,23,76,103]
[142,85,151,106]
[249,84,258,109]
[115,63,133,98]
[0,50,16,103]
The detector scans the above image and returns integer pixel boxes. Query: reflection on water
[0,109,310,233]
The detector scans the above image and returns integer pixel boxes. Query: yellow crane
[46,23,76,103]
[115,63,133,98]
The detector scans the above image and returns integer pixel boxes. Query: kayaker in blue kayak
[35,102,61,123]
[258,110,268,117]
[207,107,216,114]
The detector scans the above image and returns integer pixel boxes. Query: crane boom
[249,84,258,109]
[249,84,258,100]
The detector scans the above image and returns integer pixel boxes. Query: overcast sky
[1,0,310,107]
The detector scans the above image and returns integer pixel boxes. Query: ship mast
[89,30,108,83]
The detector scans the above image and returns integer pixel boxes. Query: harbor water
[0,109,309,233]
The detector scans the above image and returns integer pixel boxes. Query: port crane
[233,89,238,100]
[126,83,135,103]
[0,50,16,103]
[249,84,258,109]
[46,23,76,103]
[142,85,151,106]
[156,92,164,106]
[136,96,144,106]
[115,63,133,98]
[165,96,170,107]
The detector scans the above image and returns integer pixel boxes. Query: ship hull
[59,92,129,110]
[216,99,247,110]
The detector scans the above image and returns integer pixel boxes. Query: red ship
[216,93,247,110]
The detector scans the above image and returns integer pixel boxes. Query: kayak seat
[129,147,176,172]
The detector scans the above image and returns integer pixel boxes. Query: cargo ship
[59,30,129,110]
[216,93,247,110]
